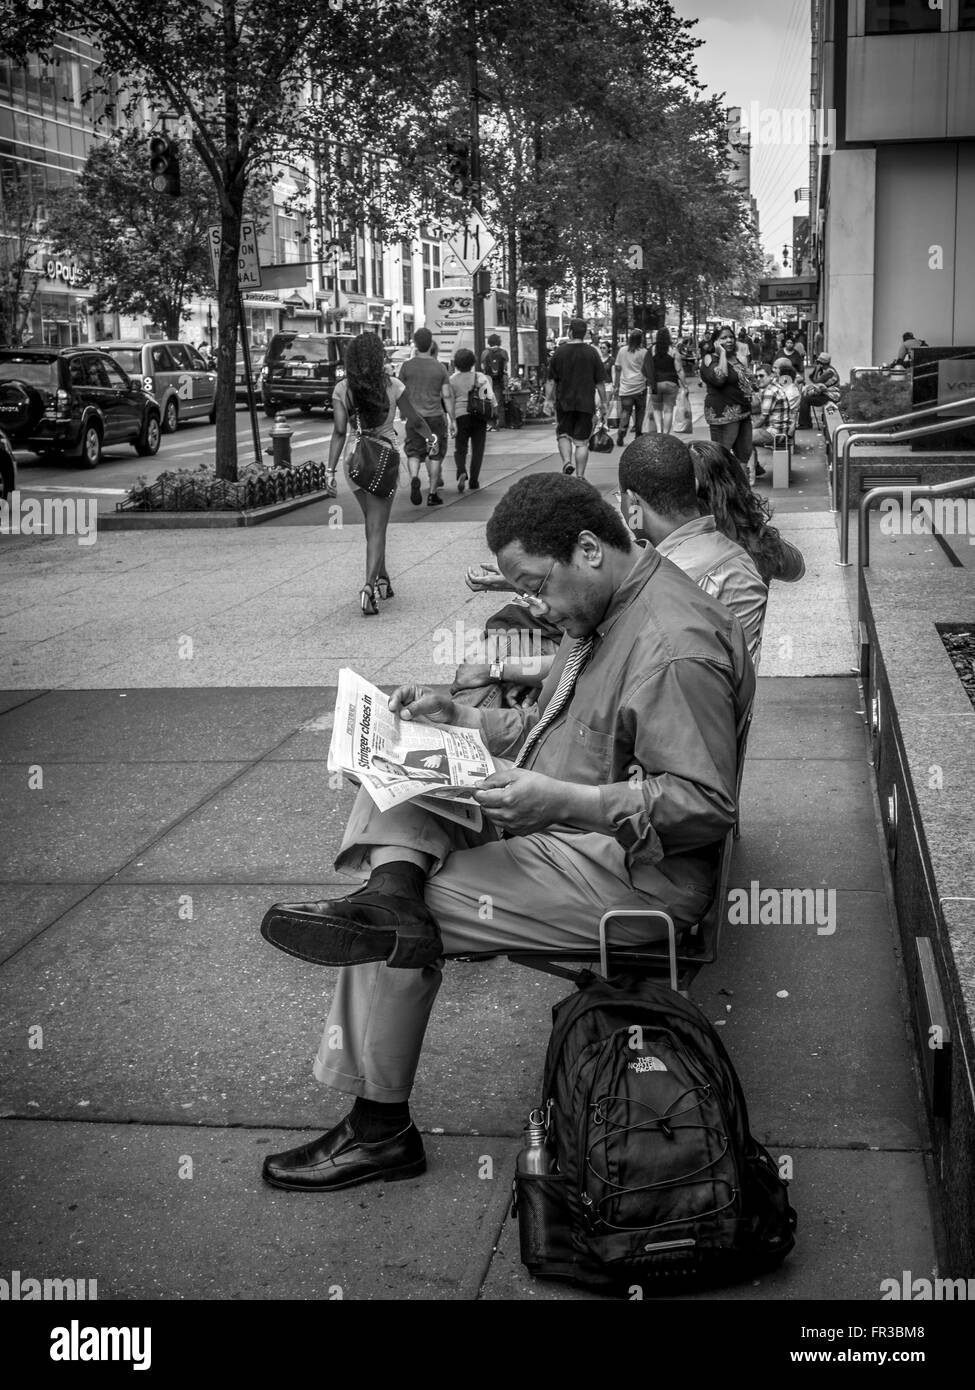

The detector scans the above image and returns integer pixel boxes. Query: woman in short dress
[328,333,439,616]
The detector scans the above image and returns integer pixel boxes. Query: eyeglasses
[518,559,557,611]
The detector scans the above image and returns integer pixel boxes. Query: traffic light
[445,139,470,198]
[149,134,180,196]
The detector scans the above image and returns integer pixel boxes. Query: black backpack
[467,373,495,423]
[483,346,507,379]
[513,972,796,1294]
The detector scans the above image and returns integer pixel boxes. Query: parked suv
[0,347,162,468]
[101,340,216,433]
[260,332,352,417]
[0,427,16,503]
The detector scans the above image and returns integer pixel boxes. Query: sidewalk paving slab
[0,762,249,882]
[0,884,564,1133]
[0,1121,517,1302]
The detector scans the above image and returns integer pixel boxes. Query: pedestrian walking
[445,348,496,492]
[399,326,451,507]
[643,326,685,435]
[328,333,440,616]
[781,334,806,381]
[699,323,754,470]
[612,328,649,446]
[480,333,509,429]
[544,317,609,478]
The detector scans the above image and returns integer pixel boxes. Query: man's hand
[453,662,492,690]
[474,767,568,834]
[465,562,513,594]
[389,686,467,725]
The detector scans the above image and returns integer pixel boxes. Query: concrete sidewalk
[0,425,941,1300]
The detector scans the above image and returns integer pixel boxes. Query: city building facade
[0,35,119,346]
[811,0,975,381]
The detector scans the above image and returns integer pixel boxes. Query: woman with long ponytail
[328,333,439,615]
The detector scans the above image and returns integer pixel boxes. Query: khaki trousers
[313,787,712,1103]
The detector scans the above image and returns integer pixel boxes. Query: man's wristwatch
[489,659,505,682]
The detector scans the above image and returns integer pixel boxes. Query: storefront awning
[242,297,286,311]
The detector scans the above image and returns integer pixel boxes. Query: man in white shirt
[612,329,650,446]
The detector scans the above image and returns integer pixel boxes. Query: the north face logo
[627,1056,668,1073]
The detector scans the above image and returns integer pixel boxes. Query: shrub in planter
[837,374,912,426]
[120,460,334,512]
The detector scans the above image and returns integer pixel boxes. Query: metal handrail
[859,473,975,571]
[838,412,975,564]
[829,394,975,511]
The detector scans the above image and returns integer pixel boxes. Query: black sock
[360,860,427,899]
[350,1096,412,1141]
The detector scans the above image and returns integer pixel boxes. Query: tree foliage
[4,0,439,478]
[44,131,219,338]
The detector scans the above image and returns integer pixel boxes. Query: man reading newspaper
[260,473,753,1193]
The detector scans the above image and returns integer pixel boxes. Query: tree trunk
[507,220,519,378]
[610,277,619,351]
[574,266,584,318]
[536,283,547,379]
[214,189,245,482]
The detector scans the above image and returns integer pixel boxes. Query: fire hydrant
[267,412,293,468]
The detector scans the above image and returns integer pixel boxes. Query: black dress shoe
[261,888,444,969]
[262,1117,426,1192]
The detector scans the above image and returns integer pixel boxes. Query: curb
[98,488,337,530]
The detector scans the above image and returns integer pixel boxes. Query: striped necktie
[514,636,595,768]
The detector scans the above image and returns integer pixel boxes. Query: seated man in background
[259,473,754,1193]
[797,352,841,429]
[620,435,768,668]
[751,358,800,481]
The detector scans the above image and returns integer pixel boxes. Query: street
[10,405,337,516]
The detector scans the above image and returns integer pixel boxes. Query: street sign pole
[238,295,263,469]
[468,0,485,363]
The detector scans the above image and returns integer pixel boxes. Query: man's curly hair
[486,474,632,563]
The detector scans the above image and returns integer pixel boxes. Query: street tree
[44,131,224,340]
[4,0,439,480]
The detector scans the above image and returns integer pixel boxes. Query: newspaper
[327,668,495,827]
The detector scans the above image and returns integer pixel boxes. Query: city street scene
[2,0,974,1356]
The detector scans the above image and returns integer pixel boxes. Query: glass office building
[0,36,119,345]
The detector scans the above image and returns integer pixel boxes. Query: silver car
[101,340,217,433]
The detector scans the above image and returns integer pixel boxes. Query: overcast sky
[671,0,812,261]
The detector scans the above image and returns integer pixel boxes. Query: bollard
[269,412,293,467]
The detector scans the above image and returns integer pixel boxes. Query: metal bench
[447,716,751,996]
